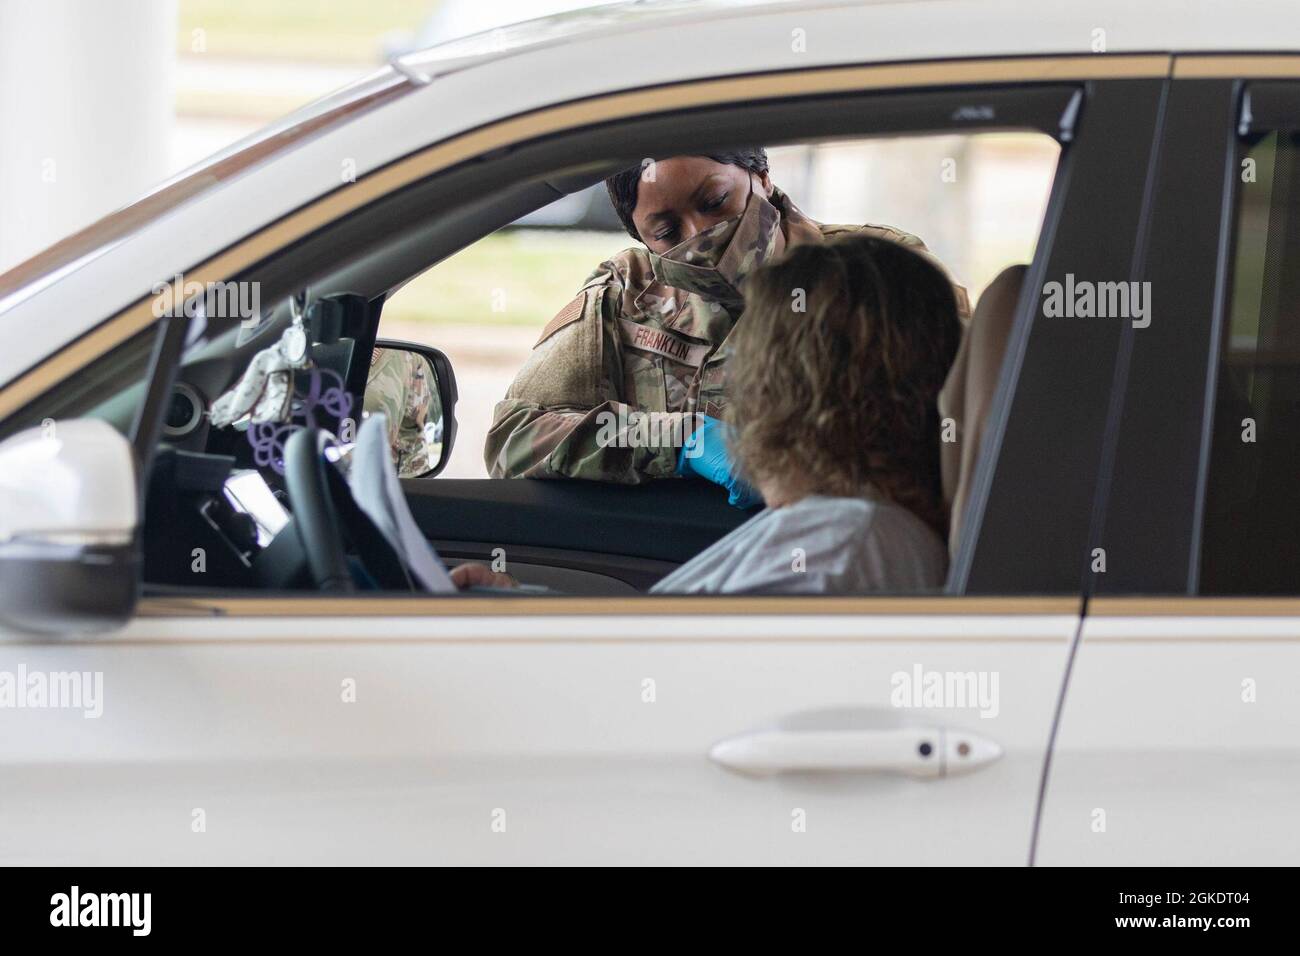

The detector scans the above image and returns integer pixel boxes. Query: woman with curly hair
[649,232,962,594]
[452,232,961,594]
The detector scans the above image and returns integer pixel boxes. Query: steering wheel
[284,427,353,590]
[283,426,413,592]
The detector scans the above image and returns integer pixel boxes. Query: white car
[0,0,1298,866]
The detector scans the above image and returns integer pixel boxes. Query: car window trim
[197,83,1080,597]
[960,77,1171,594]
[1091,74,1272,595]
[0,54,1185,606]
[128,593,1082,621]
[1187,81,1253,591]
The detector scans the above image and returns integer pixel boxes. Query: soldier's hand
[677,415,764,509]
[450,562,519,590]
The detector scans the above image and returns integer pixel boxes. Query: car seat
[938,264,1027,556]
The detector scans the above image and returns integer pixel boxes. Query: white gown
[650,495,947,595]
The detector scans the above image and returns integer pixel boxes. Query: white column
[0,0,177,273]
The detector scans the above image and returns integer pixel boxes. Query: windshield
[0,71,411,309]
[396,0,772,77]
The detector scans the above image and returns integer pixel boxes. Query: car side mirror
[0,419,139,634]
[363,339,458,478]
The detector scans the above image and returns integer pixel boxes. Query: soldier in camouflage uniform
[365,346,442,476]
[485,150,968,484]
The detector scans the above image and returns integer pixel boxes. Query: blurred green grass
[383,229,633,327]
[178,0,433,61]
[380,227,1034,329]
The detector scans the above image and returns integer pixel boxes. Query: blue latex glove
[677,415,764,509]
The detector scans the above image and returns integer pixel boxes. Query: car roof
[402,0,1300,71]
[4,0,1300,384]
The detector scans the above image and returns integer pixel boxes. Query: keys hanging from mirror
[209,313,312,428]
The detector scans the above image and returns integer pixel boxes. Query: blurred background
[0,0,1058,477]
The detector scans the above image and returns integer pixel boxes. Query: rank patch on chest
[618,318,710,367]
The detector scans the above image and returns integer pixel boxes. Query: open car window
[384,131,1060,480]
[3,74,1164,601]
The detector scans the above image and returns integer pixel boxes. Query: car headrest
[938,264,1027,557]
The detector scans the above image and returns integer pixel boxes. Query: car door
[0,56,1169,865]
[1036,58,1300,865]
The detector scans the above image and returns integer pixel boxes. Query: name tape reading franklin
[618,318,710,367]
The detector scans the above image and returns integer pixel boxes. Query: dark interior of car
[141,286,750,596]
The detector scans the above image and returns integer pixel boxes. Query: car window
[0,324,160,445]
[1200,130,1300,594]
[0,72,410,307]
[383,132,1060,480]
[0,292,271,450]
[124,94,1119,599]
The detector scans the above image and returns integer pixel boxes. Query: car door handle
[709,724,1002,778]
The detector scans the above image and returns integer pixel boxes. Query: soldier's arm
[484,281,690,483]
[398,355,431,441]
[362,356,406,450]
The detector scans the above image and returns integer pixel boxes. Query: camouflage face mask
[649,183,783,313]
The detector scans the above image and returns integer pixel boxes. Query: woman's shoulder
[695,496,945,594]
[770,496,947,578]
[737,497,880,558]
[768,495,884,527]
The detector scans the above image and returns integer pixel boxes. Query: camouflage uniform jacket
[365,346,440,476]
[485,188,970,483]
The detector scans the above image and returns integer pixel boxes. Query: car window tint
[0,325,159,445]
[1200,130,1300,594]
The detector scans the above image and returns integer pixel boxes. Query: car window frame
[955,75,1172,595]
[1091,65,1300,599]
[231,80,1092,598]
[0,55,1178,605]
[1194,79,1300,596]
